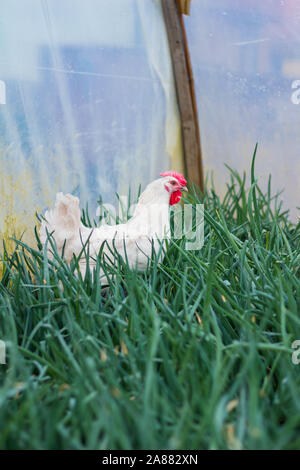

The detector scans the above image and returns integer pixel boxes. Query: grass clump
[0,150,299,449]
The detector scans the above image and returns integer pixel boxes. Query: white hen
[40,171,187,284]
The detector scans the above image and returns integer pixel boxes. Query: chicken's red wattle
[169,190,182,205]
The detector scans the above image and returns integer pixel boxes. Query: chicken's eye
[170,180,177,186]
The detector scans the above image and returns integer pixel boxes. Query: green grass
[0,150,300,450]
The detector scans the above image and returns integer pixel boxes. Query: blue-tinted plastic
[0,0,182,245]
[185,0,300,219]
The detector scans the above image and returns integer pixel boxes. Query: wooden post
[176,0,192,16]
[162,0,204,192]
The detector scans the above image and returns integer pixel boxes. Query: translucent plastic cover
[0,0,183,249]
[185,0,300,219]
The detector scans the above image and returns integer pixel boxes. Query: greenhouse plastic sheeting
[0,0,183,249]
[185,0,300,220]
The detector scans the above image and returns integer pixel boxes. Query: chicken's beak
[181,186,188,192]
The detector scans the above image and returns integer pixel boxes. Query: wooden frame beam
[162,0,204,192]
[176,0,192,16]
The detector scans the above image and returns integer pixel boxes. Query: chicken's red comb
[160,171,187,186]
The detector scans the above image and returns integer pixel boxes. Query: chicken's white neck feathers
[128,178,170,235]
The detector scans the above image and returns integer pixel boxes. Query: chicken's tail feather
[39,193,81,257]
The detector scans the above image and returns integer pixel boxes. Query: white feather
[40,177,174,285]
